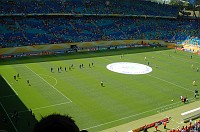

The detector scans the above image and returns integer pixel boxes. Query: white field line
[18,101,71,113]
[156,97,197,125]
[38,74,58,86]
[0,102,18,132]
[84,101,186,130]
[1,75,18,95]
[86,97,197,130]
[83,56,195,130]
[1,51,197,131]
[25,65,72,102]
[146,74,193,93]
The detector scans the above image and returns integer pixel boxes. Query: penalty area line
[38,74,58,86]
[25,65,72,103]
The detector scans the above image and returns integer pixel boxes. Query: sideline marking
[18,101,71,113]
[25,65,72,102]
[38,74,58,86]
[84,101,187,130]
[0,102,18,132]
[2,75,18,95]
[146,74,193,93]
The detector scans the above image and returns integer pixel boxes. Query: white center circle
[106,62,152,75]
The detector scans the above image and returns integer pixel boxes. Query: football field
[0,47,199,132]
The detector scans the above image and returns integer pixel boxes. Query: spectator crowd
[0,0,199,48]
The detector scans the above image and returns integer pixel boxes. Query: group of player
[50,63,94,73]
[179,69,199,103]
[190,54,199,101]
[190,52,199,72]
[180,89,199,103]
[144,56,157,67]
[49,62,105,87]
[192,80,198,98]
[13,73,30,86]
[180,95,189,103]
[194,89,199,98]
[143,50,199,103]
[13,73,20,81]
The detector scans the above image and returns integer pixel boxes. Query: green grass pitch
[0,47,199,132]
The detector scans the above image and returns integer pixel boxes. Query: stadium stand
[0,0,179,17]
[0,16,199,48]
[0,0,199,48]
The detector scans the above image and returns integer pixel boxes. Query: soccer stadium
[0,0,200,132]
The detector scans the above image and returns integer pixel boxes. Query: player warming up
[193,80,197,86]
[101,81,104,87]
[27,80,30,86]
[144,57,147,61]
[194,89,199,98]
